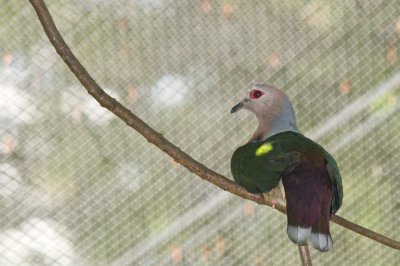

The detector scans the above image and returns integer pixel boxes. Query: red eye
[249,89,264,99]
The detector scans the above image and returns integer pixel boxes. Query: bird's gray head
[231,83,300,141]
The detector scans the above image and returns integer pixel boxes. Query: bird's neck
[250,98,300,142]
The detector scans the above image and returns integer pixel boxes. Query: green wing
[325,153,343,214]
[231,140,301,194]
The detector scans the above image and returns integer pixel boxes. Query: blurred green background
[0,0,399,265]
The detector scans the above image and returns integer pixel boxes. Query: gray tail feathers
[311,231,333,251]
[310,213,333,251]
[286,224,333,251]
[287,225,311,245]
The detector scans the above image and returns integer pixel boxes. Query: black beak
[230,101,244,113]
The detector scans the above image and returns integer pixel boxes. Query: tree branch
[298,244,312,266]
[29,0,400,251]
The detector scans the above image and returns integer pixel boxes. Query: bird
[230,83,343,251]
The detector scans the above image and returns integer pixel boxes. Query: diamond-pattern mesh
[1,1,400,265]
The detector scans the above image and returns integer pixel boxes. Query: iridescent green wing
[325,153,343,214]
[231,140,301,194]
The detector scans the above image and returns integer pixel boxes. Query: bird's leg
[262,180,286,209]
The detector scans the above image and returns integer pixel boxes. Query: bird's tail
[287,224,312,245]
[286,210,333,251]
[286,217,333,251]
[310,212,333,251]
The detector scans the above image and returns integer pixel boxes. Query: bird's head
[231,83,282,115]
[231,83,300,141]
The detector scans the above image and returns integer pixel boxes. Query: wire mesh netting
[1,1,400,265]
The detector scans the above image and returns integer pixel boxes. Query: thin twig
[29,0,400,251]
[298,244,312,266]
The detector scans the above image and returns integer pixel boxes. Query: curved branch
[29,0,400,251]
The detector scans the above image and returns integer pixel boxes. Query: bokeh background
[1,1,400,265]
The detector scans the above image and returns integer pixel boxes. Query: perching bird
[230,83,343,251]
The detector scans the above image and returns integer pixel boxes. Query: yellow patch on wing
[255,142,273,156]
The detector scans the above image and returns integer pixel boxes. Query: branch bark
[29,0,400,252]
[298,244,312,266]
